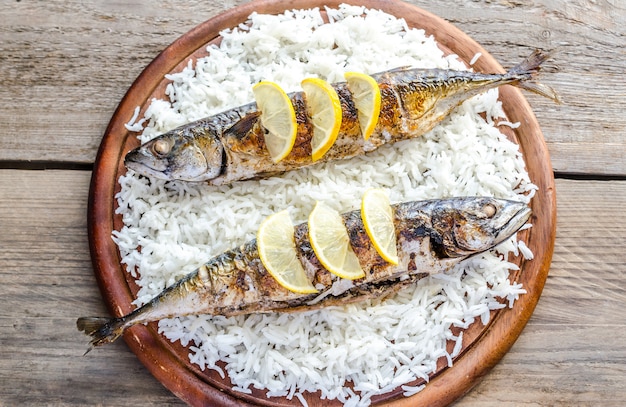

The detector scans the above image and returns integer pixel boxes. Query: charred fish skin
[123,102,258,181]
[123,50,558,184]
[77,197,531,352]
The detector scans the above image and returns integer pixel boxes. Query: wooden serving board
[88,0,556,405]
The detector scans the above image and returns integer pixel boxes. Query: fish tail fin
[508,49,561,104]
[76,316,126,355]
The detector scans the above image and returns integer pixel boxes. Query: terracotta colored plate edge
[87,0,556,406]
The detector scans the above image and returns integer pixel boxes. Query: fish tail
[76,316,126,355]
[507,49,561,103]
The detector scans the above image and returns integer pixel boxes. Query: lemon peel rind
[252,81,298,163]
[308,201,366,280]
[344,72,381,141]
[257,210,318,294]
[361,189,399,265]
[301,78,343,162]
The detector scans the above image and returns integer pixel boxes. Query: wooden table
[1,0,624,405]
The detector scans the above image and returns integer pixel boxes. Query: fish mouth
[494,204,532,245]
[124,148,169,179]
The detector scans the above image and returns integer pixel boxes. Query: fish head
[124,128,223,182]
[430,197,532,258]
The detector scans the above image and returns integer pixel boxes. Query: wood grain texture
[0,0,625,405]
[0,0,248,164]
[0,0,624,176]
[85,2,556,405]
[0,174,623,406]
[0,170,175,405]
[459,179,626,406]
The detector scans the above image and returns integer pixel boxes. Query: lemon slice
[301,78,342,161]
[344,72,381,140]
[361,189,399,265]
[252,81,297,163]
[257,210,317,294]
[308,201,365,280]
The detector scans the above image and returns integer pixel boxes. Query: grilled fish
[124,50,558,184]
[78,197,531,352]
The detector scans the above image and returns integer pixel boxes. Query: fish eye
[483,203,497,218]
[151,139,172,157]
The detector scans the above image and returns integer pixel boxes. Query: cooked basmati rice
[115,4,535,406]
[469,52,482,66]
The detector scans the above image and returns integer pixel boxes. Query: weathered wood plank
[0,0,247,166]
[0,170,177,405]
[0,170,624,405]
[0,0,624,176]
[460,324,626,406]
[459,179,626,406]
[427,0,626,176]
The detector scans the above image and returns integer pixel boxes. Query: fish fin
[508,49,553,75]
[372,65,413,77]
[516,80,562,104]
[508,49,562,104]
[76,317,125,355]
[385,65,413,73]
[224,111,261,138]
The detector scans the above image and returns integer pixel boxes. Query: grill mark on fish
[290,92,314,158]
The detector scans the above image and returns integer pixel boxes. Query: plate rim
[87,0,556,405]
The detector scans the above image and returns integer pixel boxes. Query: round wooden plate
[88,0,556,405]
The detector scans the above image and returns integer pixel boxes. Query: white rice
[469,52,482,66]
[115,5,535,406]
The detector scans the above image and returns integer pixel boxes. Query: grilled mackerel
[78,197,531,352]
[124,50,558,184]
